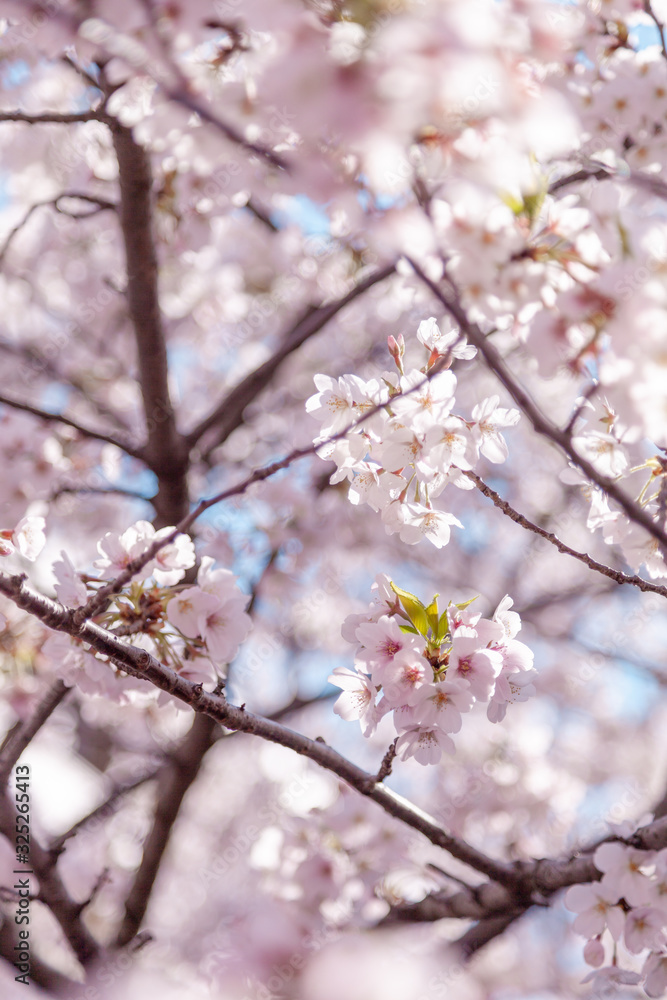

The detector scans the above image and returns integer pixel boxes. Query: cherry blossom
[52,550,87,607]
[594,842,655,907]
[0,515,46,562]
[337,578,534,766]
[5,1,667,995]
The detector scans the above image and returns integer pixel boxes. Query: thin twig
[0,193,116,264]
[406,256,667,555]
[0,392,145,461]
[645,1,667,60]
[548,167,611,194]
[0,111,102,124]
[0,571,519,890]
[465,470,667,600]
[186,261,397,452]
[51,767,162,851]
[73,353,451,622]
[0,680,70,786]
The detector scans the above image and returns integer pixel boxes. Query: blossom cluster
[306,318,520,548]
[329,574,536,765]
[566,840,667,998]
[42,520,252,700]
[561,434,667,583]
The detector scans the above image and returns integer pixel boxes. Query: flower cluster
[306,318,520,548]
[566,840,667,998]
[42,521,252,701]
[329,574,535,765]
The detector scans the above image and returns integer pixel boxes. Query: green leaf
[523,187,546,226]
[455,595,479,611]
[398,624,419,635]
[425,594,440,635]
[435,609,450,645]
[390,582,430,637]
[500,190,524,215]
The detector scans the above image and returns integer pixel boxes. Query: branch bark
[0,792,99,967]
[0,571,518,890]
[0,392,144,461]
[0,679,69,786]
[186,262,397,455]
[115,713,217,946]
[466,471,667,600]
[407,256,667,554]
[108,118,188,525]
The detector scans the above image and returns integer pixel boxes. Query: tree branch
[0,111,102,124]
[465,470,667,600]
[0,571,519,890]
[71,354,452,622]
[186,262,397,454]
[107,116,188,525]
[0,792,99,966]
[51,766,162,853]
[645,1,667,60]
[406,256,667,554]
[115,713,217,946]
[0,193,115,265]
[0,392,145,461]
[0,679,69,786]
[455,912,524,958]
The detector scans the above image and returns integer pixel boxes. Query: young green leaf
[390,581,430,636]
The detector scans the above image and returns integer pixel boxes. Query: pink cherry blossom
[355,616,422,675]
[198,593,252,664]
[0,515,46,562]
[448,629,503,699]
[644,952,667,999]
[328,667,380,737]
[410,677,474,733]
[470,396,521,464]
[594,842,655,907]
[564,881,626,940]
[167,586,220,638]
[624,907,667,954]
[395,725,456,765]
[52,550,87,607]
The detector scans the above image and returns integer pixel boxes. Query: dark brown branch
[116,714,217,946]
[0,571,518,890]
[0,111,101,124]
[186,262,397,453]
[135,0,288,172]
[455,912,524,958]
[0,338,134,432]
[72,354,452,622]
[0,680,69,786]
[108,117,188,525]
[0,392,145,461]
[407,256,667,554]
[51,767,162,852]
[549,167,611,194]
[0,792,99,966]
[465,471,667,600]
[645,1,667,59]
[50,485,153,505]
[244,196,279,232]
[169,90,289,171]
